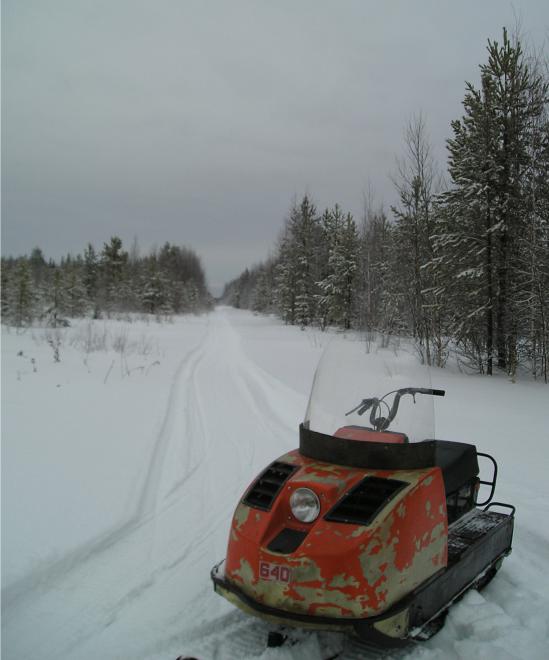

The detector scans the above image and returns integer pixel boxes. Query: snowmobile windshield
[304,338,438,443]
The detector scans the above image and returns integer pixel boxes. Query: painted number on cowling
[259,561,291,583]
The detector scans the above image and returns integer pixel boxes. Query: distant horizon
[0,233,270,297]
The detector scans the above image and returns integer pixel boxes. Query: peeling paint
[224,451,448,621]
[292,558,323,583]
[293,584,358,614]
[350,526,369,538]
[279,452,299,464]
[430,522,445,542]
[234,503,251,531]
[329,573,360,589]
[233,558,254,586]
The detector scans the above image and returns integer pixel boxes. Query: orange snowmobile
[211,341,514,647]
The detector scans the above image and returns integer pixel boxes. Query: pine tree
[436,28,548,375]
[11,261,35,327]
[514,52,549,380]
[100,236,128,314]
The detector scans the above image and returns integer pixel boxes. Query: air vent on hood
[267,527,308,554]
[325,476,407,526]
[243,461,297,511]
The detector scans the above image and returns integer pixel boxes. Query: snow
[2,307,549,659]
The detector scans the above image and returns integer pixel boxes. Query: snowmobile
[211,340,515,647]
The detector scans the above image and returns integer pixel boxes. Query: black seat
[300,425,479,494]
[429,440,479,494]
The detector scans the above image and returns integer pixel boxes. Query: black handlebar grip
[431,389,445,396]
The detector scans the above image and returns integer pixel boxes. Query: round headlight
[290,488,320,523]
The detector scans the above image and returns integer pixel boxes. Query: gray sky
[3,0,548,295]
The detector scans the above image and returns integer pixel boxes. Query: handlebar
[346,387,445,431]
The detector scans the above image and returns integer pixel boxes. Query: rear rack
[484,501,516,517]
[476,452,498,506]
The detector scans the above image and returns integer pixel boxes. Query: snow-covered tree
[435,28,548,375]
[141,259,169,314]
[391,114,443,365]
[64,267,89,317]
[11,261,35,327]
[357,202,398,335]
[316,206,359,329]
[275,228,297,324]
[44,269,67,326]
[252,263,274,313]
[273,196,321,326]
[100,236,129,314]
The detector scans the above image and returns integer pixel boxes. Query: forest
[1,238,212,325]
[223,29,549,380]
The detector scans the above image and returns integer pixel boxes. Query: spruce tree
[291,196,320,327]
[316,206,359,329]
[12,261,34,327]
[45,269,67,326]
[275,227,297,324]
[100,236,129,314]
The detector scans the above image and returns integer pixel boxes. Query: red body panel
[225,450,448,620]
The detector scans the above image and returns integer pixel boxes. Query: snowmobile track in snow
[2,325,212,614]
[2,310,309,660]
[4,308,549,660]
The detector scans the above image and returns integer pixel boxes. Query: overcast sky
[3,0,548,294]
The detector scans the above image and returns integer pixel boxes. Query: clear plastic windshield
[304,337,437,443]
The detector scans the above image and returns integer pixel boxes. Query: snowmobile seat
[428,440,479,495]
[331,433,477,491]
[299,425,479,495]
[334,425,408,444]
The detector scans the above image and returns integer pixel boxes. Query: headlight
[290,488,320,523]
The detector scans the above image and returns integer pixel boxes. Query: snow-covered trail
[3,307,549,660]
[2,308,306,660]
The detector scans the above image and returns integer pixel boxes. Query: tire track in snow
[72,315,250,642]
[135,309,312,642]
[2,328,210,615]
[56,327,219,658]
[136,324,210,519]
[3,309,318,660]
[165,310,319,657]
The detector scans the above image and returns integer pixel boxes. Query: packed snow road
[2,309,308,659]
[2,307,549,659]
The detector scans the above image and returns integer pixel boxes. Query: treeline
[1,237,212,325]
[223,30,549,380]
